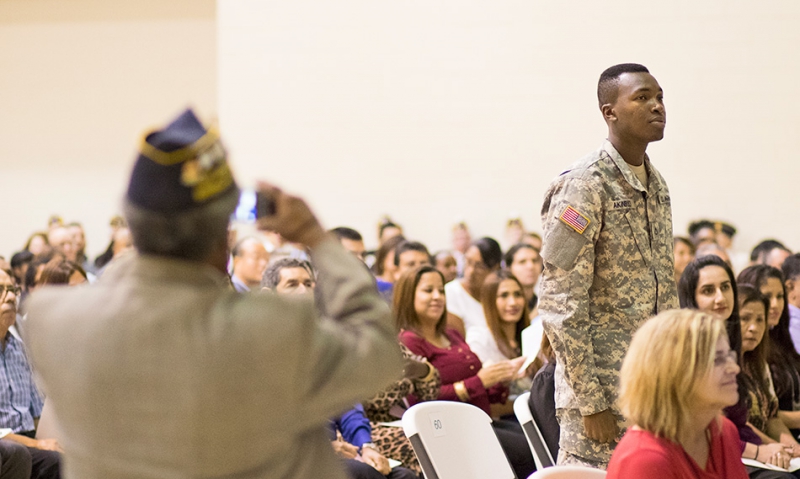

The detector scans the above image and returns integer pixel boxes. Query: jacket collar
[602,140,666,195]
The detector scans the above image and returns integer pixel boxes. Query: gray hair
[261,258,315,289]
[123,187,239,262]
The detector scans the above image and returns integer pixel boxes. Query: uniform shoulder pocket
[541,222,591,271]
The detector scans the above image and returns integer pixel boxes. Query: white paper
[742,457,800,472]
[518,318,544,375]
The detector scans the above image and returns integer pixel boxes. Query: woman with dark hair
[504,243,542,314]
[674,236,696,285]
[679,257,795,476]
[24,232,50,257]
[736,284,800,473]
[395,265,535,478]
[468,271,531,401]
[38,258,88,286]
[739,266,800,438]
[444,237,502,338]
[371,235,406,300]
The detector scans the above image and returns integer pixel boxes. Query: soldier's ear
[601,103,616,123]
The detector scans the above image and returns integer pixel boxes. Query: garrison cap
[126,109,236,214]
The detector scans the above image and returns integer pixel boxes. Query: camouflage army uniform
[538,140,678,468]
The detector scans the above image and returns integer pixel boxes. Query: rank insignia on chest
[559,205,590,234]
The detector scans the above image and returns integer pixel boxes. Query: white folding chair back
[514,392,555,469]
[527,465,607,478]
[402,401,516,479]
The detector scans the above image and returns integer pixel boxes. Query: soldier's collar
[602,140,650,193]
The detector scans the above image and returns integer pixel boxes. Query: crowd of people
[0,63,797,479]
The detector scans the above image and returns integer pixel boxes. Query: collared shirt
[789,304,800,353]
[231,274,251,293]
[0,333,43,433]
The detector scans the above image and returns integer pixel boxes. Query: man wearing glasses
[0,270,62,478]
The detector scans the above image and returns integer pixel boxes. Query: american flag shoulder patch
[559,205,590,234]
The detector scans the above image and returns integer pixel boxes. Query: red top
[399,329,508,415]
[607,416,748,479]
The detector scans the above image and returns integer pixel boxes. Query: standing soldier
[538,63,678,468]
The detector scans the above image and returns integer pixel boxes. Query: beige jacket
[26,238,402,479]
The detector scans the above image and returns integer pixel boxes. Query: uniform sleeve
[295,238,404,430]
[539,176,607,415]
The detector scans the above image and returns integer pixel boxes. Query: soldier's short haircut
[261,258,314,289]
[330,227,363,242]
[124,187,239,262]
[597,63,650,108]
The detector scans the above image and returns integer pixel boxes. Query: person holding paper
[607,310,748,478]
[467,271,538,402]
[395,265,536,478]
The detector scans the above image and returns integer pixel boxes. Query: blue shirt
[329,404,372,448]
[0,333,43,433]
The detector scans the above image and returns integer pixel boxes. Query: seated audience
[673,236,695,285]
[522,232,542,251]
[504,217,525,248]
[432,250,457,284]
[371,235,405,300]
[450,222,471,278]
[735,284,800,456]
[677,257,792,476]
[23,232,49,257]
[468,271,531,401]
[392,241,431,280]
[261,258,315,295]
[445,237,502,338]
[783,255,800,351]
[377,218,403,248]
[739,266,800,441]
[395,265,535,479]
[696,242,733,269]
[93,215,128,271]
[46,227,77,264]
[38,259,88,287]
[362,344,439,477]
[688,219,718,247]
[266,261,415,479]
[230,237,270,292]
[528,334,559,462]
[67,222,94,275]
[751,240,792,269]
[0,269,62,479]
[606,309,748,478]
[331,227,367,262]
[9,252,33,293]
[504,243,542,314]
[330,405,417,479]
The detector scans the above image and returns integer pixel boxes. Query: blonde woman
[607,310,748,478]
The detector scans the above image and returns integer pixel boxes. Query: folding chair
[402,401,516,479]
[514,392,555,470]
[527,465,607,478]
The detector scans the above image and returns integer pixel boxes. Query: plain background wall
[3,0,798,260]
[0,0,216,259]
[218,0,800,256]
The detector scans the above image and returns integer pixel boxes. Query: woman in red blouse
[395,265,535,478]
[607,309,749,479]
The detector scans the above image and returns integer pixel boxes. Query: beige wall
[3,1,798,262]
[218,0,800,256]
[0,0,216,259]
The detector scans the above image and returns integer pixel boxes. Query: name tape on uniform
[559,205,590,234]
